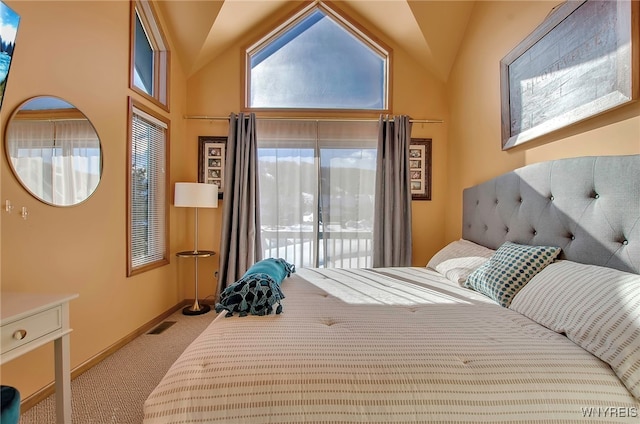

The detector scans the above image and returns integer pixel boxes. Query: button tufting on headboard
[462,155,640,275]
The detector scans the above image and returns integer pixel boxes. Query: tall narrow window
[257,120,377,269]
[127,100,169,276]
[130,0,169,110]
[246,2,390,110]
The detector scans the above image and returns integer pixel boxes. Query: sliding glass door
[257,120,377,269]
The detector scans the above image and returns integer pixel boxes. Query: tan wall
[186,4,450,271]
[7,0,635,404]
[445,0,640,243]
[0,1,190,399]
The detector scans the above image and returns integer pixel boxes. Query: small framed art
[409,138,432,201]
[198,136,226,198]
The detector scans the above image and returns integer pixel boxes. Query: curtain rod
[183,115,443,124]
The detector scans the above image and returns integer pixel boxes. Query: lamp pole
[174,182,217,316]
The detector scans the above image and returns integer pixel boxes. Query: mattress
[143,267,639,423]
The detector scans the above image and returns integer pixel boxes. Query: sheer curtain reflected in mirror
[257,120,377,269]
[5,96,102,206]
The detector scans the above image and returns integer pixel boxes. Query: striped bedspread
[143,267,639,423]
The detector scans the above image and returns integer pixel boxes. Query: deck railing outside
[261,226,372,269]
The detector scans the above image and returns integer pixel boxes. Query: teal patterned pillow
[464,241,561,307]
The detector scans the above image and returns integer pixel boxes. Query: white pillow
[426,239,494,285]
[510,260,640,400]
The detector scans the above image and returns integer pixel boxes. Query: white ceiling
[157,0,476,82]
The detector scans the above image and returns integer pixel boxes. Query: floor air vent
[148,321,176,335]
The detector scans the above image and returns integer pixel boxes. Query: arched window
[245,2,390,111]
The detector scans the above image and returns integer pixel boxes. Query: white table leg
[54,334,72,424]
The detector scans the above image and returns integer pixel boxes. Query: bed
[144,155,640,423]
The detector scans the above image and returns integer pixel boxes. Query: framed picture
[409,138,432,201]
[0,1,20,112]
[500,0,639,149]
[198,136,226,198]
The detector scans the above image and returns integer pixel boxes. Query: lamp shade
[174,182,218,208]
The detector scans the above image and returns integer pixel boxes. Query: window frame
[243,1,392,113]
[126,98,170,276]
[129,0,170,112]
[257,119,378,269]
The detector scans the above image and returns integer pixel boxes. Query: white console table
[1,292,78,424]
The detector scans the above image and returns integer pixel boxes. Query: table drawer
[1,306,62,355]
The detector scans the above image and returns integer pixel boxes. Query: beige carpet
[20,308,215,424]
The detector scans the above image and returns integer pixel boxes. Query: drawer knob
[13,329,27,340]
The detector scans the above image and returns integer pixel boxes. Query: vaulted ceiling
[157,0,476,82]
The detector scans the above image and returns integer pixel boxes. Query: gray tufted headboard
[462,155,640,274]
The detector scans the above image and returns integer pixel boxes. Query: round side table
[176,250,216,315]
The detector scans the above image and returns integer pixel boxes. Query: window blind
[130,108,167,270]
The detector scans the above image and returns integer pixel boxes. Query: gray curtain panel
[217,112,263,296]
[372,115,413,267]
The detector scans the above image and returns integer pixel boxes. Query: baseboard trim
[20,300,189,413]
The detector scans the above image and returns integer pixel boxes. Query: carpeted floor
[19,308,215,424]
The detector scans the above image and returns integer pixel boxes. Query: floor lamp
[174,182,218,315]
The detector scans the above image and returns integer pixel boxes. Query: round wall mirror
[4,96,102,206]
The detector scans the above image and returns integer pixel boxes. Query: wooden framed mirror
[4,96,102,206]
